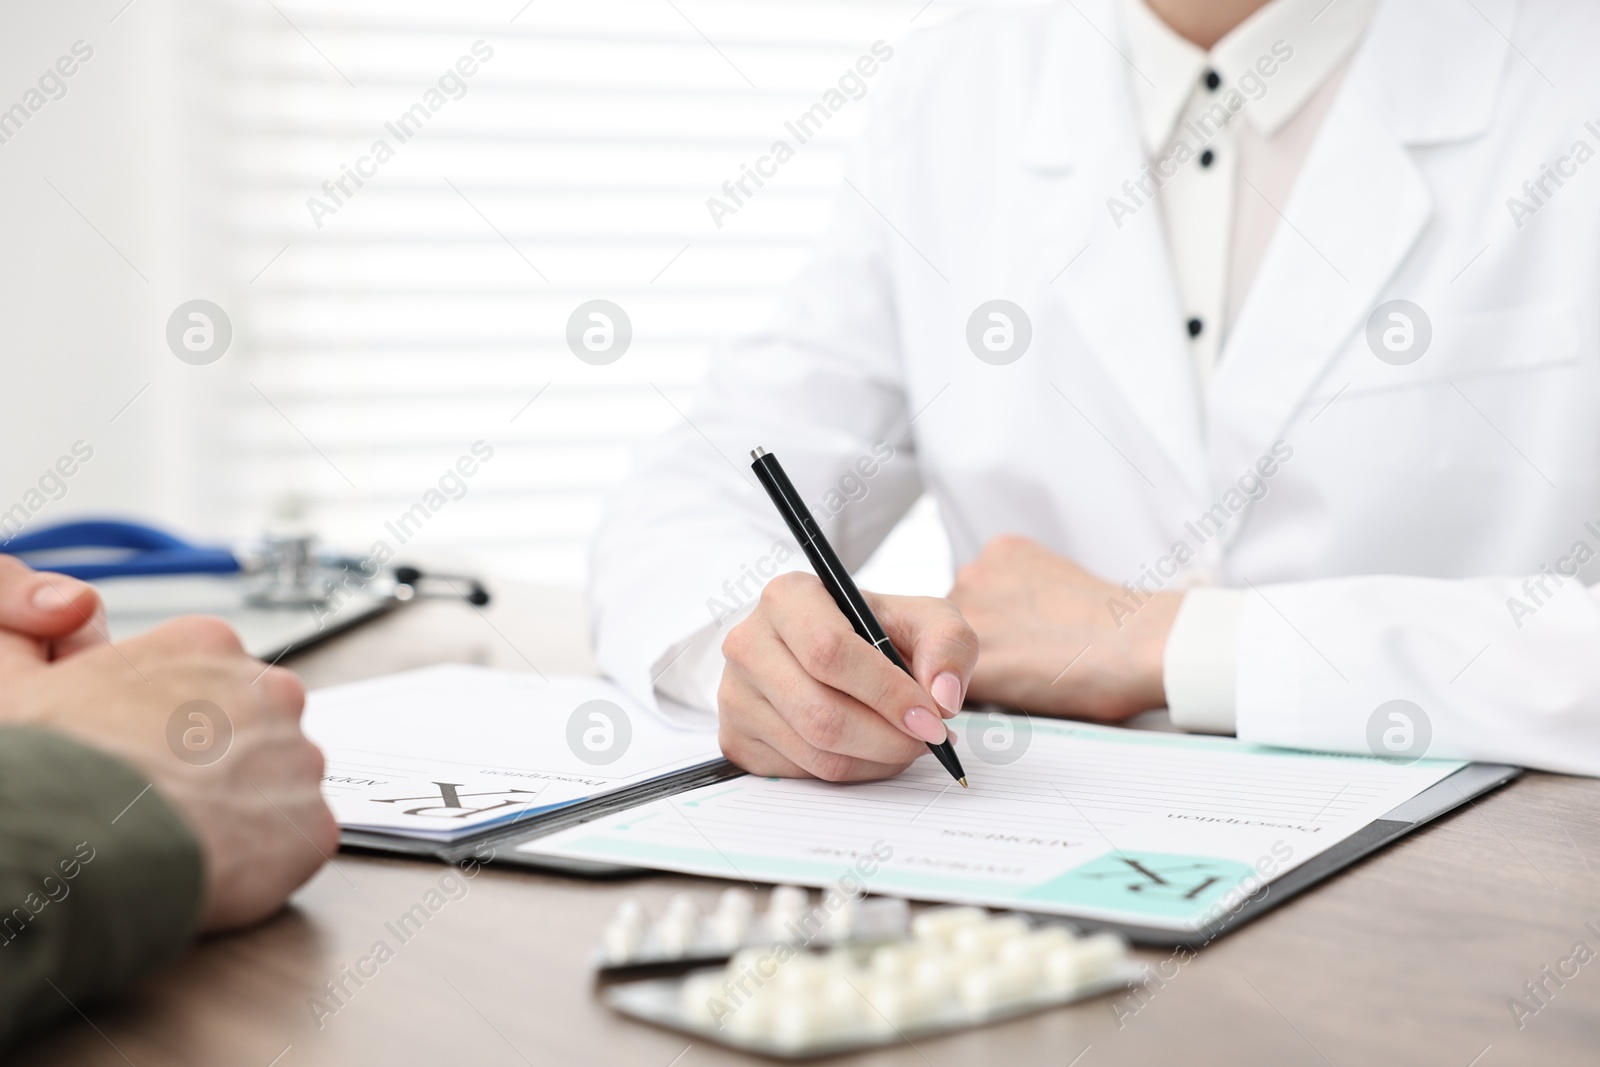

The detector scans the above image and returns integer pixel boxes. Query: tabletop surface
[17,583,1600,1067]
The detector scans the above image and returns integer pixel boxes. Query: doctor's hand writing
[949,536,1179,722]
[717,571,978,781]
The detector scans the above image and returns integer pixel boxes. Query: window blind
[222,0,993,589]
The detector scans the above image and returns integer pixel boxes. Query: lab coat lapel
[1022,1,1208,498]
[1209,0,1510,475]
[1208,86,1431,472]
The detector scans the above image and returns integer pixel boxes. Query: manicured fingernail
[903,706,947,743]
[31,578,84,611]
[930,671,963,717]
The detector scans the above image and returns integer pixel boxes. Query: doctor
[591,0,1600,780]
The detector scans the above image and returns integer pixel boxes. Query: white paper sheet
[304,665,722,842]
[520,714,1466,931]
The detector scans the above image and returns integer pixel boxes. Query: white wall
[0,0,229,540]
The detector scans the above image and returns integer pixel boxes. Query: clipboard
[99,573,401,662]
[511,713,1528,947]
[348,756,1519,947]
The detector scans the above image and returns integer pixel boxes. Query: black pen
[750,447,968,787]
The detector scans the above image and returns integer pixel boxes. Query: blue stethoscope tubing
[2,520,241,580]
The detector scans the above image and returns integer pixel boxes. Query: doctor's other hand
[717,571,978,781]
[0,611,336,931]
[0,554,109,659]
[949,535,1180,722]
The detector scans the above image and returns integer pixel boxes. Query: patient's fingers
[49,599,110,659]
[0,558,106,646]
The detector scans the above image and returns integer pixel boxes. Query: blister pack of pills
[601,903,1140,1057]
[596,886,911,978]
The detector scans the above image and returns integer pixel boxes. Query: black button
[1200,148,1216,168]
[1204,69,1221,91]
[1187,317,1203,338]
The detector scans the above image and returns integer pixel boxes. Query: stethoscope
[2,519,490,608]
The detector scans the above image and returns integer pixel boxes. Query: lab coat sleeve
[1164,587,1243,733]
[1233,574,1600,776]
[653,601,756,716]
[588,42,939,718]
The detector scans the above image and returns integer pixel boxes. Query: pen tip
[958,777,968,789]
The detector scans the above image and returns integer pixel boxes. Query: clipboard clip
[391,565,490,606]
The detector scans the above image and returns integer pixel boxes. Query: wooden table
[18,583,1600,1066]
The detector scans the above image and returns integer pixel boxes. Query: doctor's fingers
[717,725,809,779]
[753,576,948,744]
[720,713,916,783]
[718,663,920,780]
[724,611,935,763]
[867,592,979,717]
[0,557,105,644]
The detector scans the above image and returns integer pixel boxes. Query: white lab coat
[590,0,1600,776]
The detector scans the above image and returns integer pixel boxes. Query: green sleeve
[0,726,204,1049]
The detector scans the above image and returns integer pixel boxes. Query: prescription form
[304,665,723,843]
[520,715,1467,933]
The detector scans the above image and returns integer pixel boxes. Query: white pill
[602,919,643,962]
[1042,931,1126,993]
[730,947,767,973]
[822,893,861,941]
[1011,927,1075,953]
[871,896,912,935]
[772,997,835,1051]
[952,916,1029,957]
[911,906,988,943]
[863,978,934,1029]
[709,913,748,950]
[958,963,1033,1013]
[910,955,957,1002]
[708,893,752,948]
[870,943,921,980]
[770,885,809,917]
[775,953,826,991]
[722,990,771,1038]
[818,948,859,975]
[957,966,998,1012]
[679,972,725,1026]
[665,893,700,922]
[716,914,752,947]
[730,949,788,995]
[654,914,698,955]
[820,972,865,1020]
[1075,931,1127,978]
[1041,945,1078,994]
[611,898,647,929]
[997,926,1071,970]
[717,888,756,917]
[993,951,1040,990]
